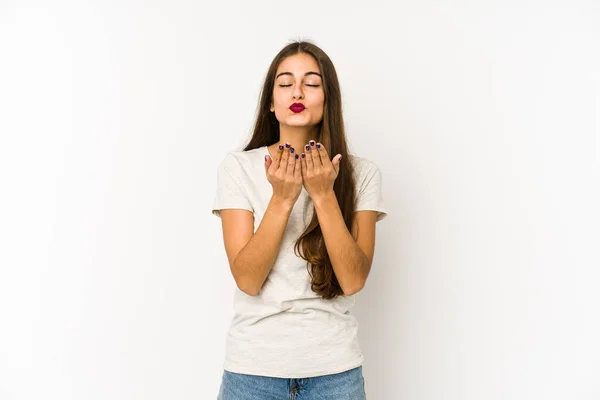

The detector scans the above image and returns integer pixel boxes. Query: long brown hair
[243,40,357,299]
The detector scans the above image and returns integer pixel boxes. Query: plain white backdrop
[1,1,599,399]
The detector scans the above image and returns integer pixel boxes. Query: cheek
[315,97,325,114]
[272,91,283,105]
[317,94,325,108]
[309,94,325,108]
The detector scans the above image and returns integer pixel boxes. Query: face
[270,52,325,128]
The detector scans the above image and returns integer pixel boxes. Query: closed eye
[278,84,320,87]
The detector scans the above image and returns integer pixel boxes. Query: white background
[1,1,599,399]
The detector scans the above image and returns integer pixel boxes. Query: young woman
[212,40,387,399]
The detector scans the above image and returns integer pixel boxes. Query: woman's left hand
[301,140,342,201]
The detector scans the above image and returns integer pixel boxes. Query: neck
[273,124,319,155]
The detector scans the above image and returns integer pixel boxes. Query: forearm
[233,195,293,296]
[313,190,369,295]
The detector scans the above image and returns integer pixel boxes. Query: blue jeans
[217,365,366,399]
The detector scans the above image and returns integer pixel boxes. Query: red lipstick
[289,103,305,113]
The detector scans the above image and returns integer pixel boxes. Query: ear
[270,102,274,112]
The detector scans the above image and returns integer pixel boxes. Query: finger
[287,147,296,174]
[305,142,315,172]
[309,141,322,174]
[300,152,307,179]
[274,144,284,168]
[264,154,271,175]
[309,140,322,170]
[332,154,342,176]
[294,153,301,181]
[316,142,329,168]
[280,144,290,173]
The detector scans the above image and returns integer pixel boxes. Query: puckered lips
[289,103,305,113]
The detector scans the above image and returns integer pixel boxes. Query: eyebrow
[275,71,322,79]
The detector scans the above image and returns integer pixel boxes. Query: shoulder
[218,147,265,171]
[349,153,388,220]
[348,154,382,180]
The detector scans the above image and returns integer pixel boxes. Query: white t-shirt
[211,145,388,378]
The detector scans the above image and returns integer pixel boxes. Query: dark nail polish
[265,155,267,162]
[290,147,295,153]
[305,145,310,150]
[278,145,283,150]
[301,153,305,158]
[309,141,315,146]
[285,143,290,148]
[295,154,299,159]
[316,143,321,148]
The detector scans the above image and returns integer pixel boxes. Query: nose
[292,83,304,100]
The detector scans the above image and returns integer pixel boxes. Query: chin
[286,122,316,128]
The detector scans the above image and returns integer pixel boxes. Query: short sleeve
[354,159,388,222]
[211,152,254,218]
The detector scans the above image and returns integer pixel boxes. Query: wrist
[269,195,295,214]
[312,190,337,207]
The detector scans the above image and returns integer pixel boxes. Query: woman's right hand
[264,143,303,207]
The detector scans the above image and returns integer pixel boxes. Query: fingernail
[295,154,299,159]
[278,145,283,150]
[309,140,315,146]
[305,145,310,150]
[301,153,305,158]
[316,143,321,148]
[339,155,342,161]
[290,147,295,153]
[265,155,268,162]
[285,143,290,148]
